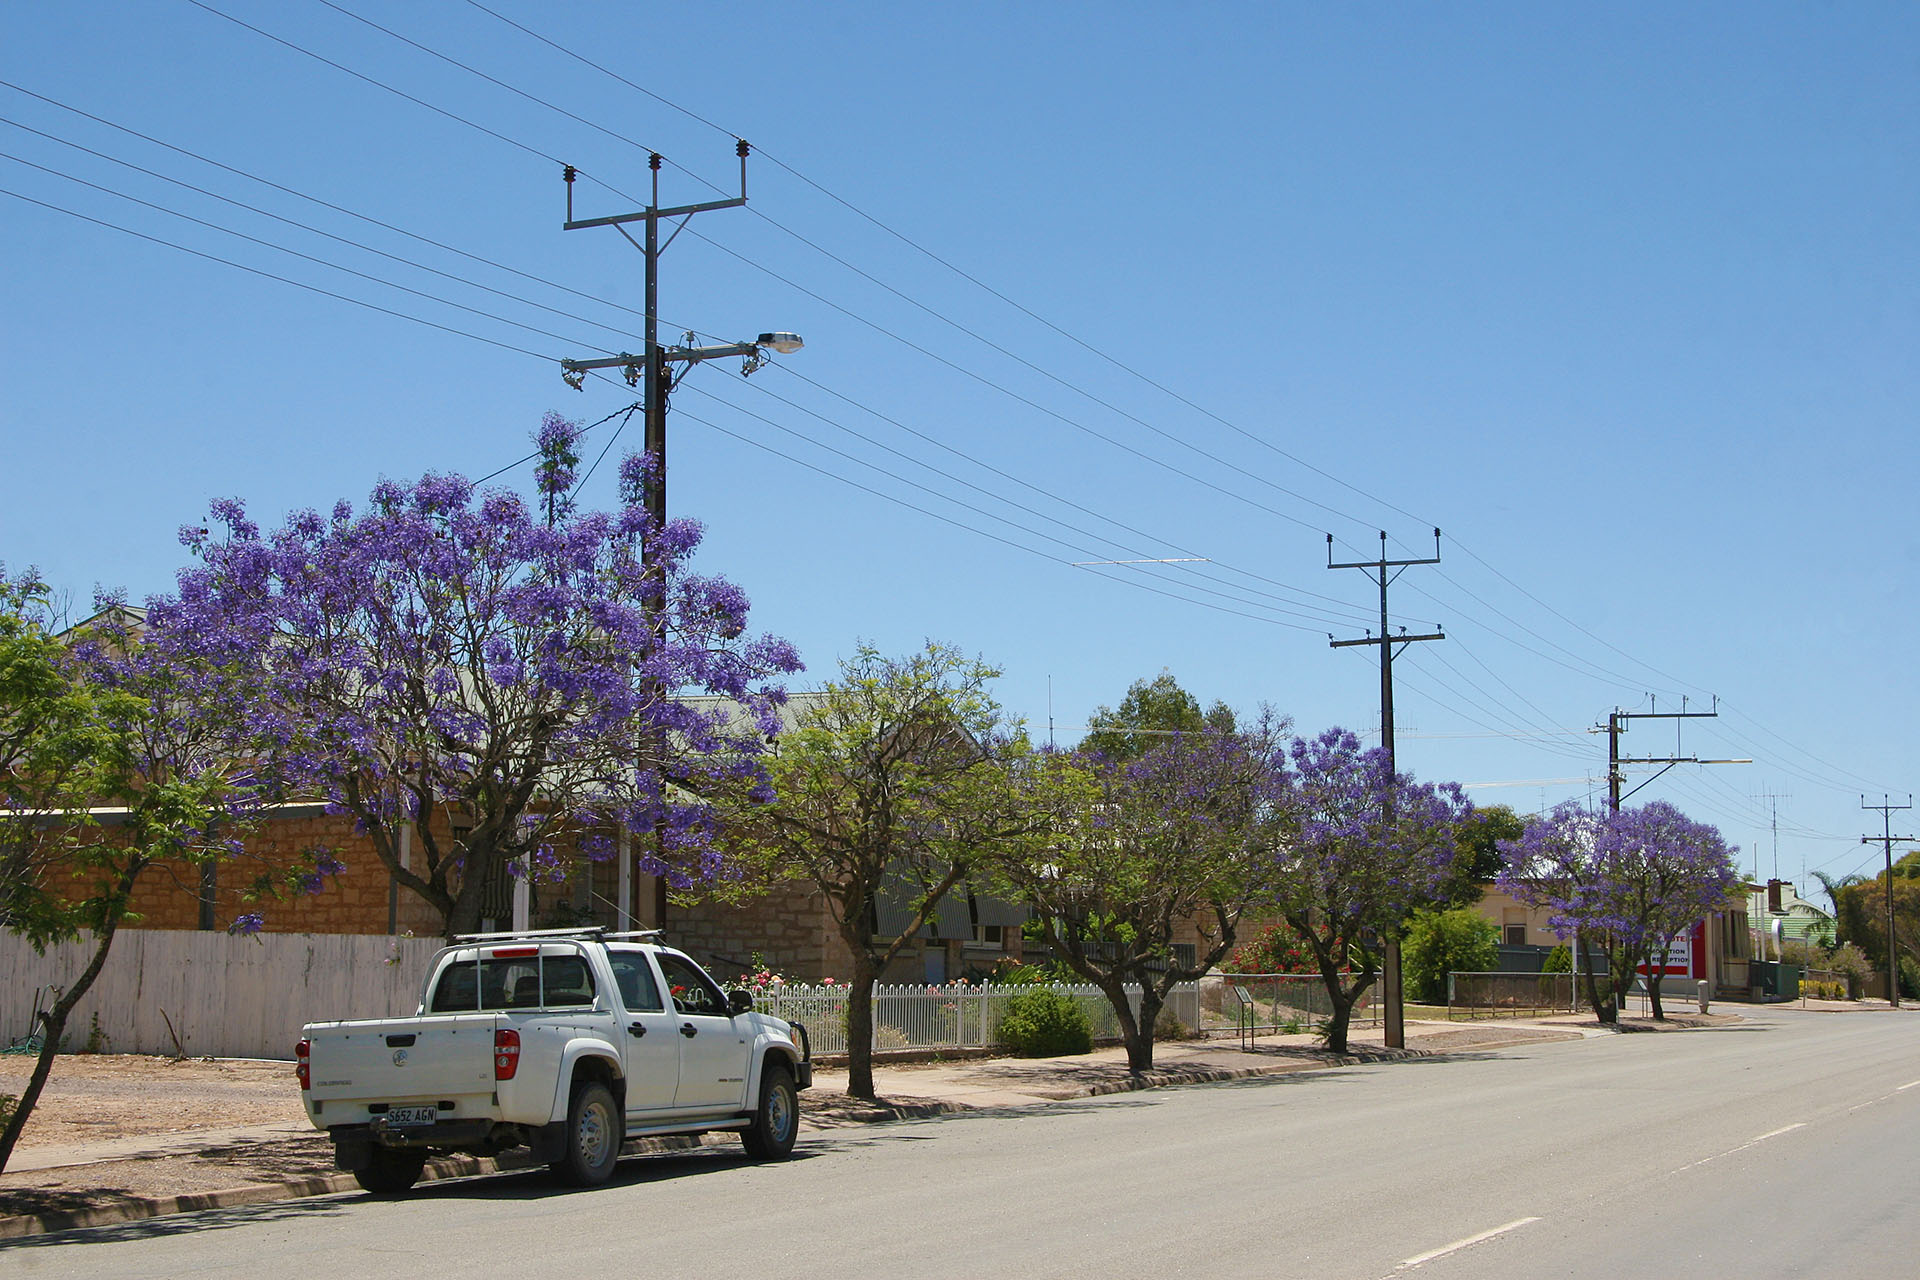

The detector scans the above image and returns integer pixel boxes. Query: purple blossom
[142,430,803,938]
[1498,800,1739,1021]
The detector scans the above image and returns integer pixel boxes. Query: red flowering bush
[1227,924,1319,975]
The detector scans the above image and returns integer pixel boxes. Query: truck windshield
[430,954,597,1012]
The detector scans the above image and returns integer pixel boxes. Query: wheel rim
[578,1098,612,1166]
[767,1083,794,1142]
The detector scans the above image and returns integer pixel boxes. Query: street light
[557,145,804,931]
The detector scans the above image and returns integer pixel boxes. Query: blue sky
[3,2,1915,894]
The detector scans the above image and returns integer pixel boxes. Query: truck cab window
[608,952,666,1012]
[655,953,728,1017]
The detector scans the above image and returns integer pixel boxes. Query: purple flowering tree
[150,414,800,939]
[1620,802,1738,1019]
[0,570,298,1172]
[1265,728,1473,1054]
[1498,801,1738,1024]
[1003,714,1292,1072]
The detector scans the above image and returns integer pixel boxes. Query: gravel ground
[0,1053,306,1149]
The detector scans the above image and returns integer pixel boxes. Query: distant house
[1748,879,1833,954]
[1470,882,1759,998]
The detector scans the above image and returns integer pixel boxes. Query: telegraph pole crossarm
[1326,528,1446,1050]
[1600,698,1746,813]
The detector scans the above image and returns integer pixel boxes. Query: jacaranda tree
[1003,714,1290,1073]
[151,414,800,938]
[1614,801,1739,1019]
[1498,800,1738,1023]
[1265,728,1473,1053]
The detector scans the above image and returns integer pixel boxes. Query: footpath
[0,1011,1718,1241]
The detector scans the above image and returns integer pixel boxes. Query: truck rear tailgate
[306,1015,500,1111]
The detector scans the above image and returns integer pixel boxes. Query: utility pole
[1328,528,1445,1050]
[1599,699,1746,1008]
[1860,795,1915,1007]
[558,145,802,929]
[1754,790,1789,883]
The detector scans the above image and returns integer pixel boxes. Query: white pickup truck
[297,928,812,1194]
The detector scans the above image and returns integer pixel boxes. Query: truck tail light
[494,1028,521,1080]
[296,1038,311,1091]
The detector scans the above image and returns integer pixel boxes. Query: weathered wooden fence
[0,931,444,1060]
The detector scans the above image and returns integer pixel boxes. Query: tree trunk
[1322,986,1355,1054]
[843,953,880,1100]
[1608,947,1638,1022]
[0,919,122,1173]
[1128,984,1165,1073]
[1578,939,1617,1024]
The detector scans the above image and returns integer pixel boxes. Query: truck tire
[354,1147,428,1195]
[741,1061,798,1160]
[552,1080,622,1186]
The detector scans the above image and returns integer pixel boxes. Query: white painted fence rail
[754,981,1203,1056]
[0,930,444,1061]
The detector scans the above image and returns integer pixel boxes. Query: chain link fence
[1200,973,1381,1037]
[1447,971,1575,1018]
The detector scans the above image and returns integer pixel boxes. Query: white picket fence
[0,930,444,1061]
[753,981,1203,1056]
[0,930,1201,1062]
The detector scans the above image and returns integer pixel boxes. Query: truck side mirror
[726,989,754,1016]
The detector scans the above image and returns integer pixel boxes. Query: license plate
[382,1105,437,1127]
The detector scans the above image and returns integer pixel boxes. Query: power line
[227,0,1397,542]
[0,80,673,333]
[457,0,1432,538]
[0,184,557,362]
[0,140,625,355]
[317,4,1899,809]
[0,129,645,351]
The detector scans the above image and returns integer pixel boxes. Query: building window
[1504,923,1528,947]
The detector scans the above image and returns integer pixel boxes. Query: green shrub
[1899,955,1920,1001]
[996,988,1093,1057]
[1826,942,1874,993]
[1541,945,1572,974]
[1402,908,1500,1004]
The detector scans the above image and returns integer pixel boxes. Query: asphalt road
[6,1006,1917,1279]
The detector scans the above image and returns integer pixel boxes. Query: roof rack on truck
[450,926,665,944]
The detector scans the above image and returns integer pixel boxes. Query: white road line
[1673,1121,1807,1173]
[1848,1083,1920,1113]
[1396,1217,1540,1271]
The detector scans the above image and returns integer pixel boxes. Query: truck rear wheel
[741,1062,797,1160]
[552,1080,622,1186]
[354,1147,428,1195]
